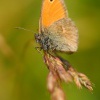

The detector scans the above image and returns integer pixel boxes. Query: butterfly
[35,0,78,54]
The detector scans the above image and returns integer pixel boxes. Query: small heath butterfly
[35,0,78,53]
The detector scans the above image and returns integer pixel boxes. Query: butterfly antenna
[15,27,34,33]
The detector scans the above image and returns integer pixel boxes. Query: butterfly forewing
[41,0,68,27]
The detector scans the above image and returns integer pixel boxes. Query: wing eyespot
[49,0,54,2]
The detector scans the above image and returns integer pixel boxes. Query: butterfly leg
[35,46,43,54]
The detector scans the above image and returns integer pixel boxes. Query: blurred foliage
[0,0,100,100]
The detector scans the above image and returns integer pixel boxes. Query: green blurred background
[0,0,100,100]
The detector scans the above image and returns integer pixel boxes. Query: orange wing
[41,0,68,27]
